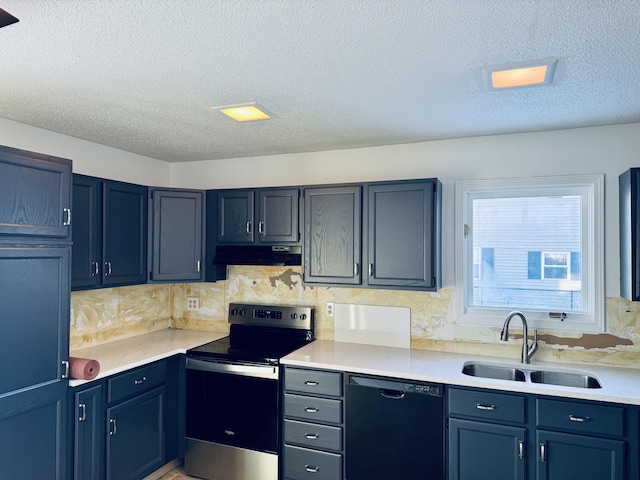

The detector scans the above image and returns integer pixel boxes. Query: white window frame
[454,174,605,333]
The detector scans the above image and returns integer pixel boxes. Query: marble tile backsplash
[71,266,640,368]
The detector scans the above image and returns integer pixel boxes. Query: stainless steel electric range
[184,303,314,480]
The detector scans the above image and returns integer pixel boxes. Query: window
[455,174,604,333]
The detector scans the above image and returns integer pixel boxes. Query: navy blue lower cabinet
[536,430,625,480]
[73,383,105,480]
[106,386,165,480]
[448,418,526,480]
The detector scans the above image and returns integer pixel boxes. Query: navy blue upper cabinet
[367,180,441,289]
[303,185,362,285]
[216,187,300,244]
[149,188,204,282]
[620,168,640,300]
[303,179,441,290]
[72,175,148,289]
[0,145,72,241]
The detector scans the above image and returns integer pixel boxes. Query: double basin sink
[462,361,602,389]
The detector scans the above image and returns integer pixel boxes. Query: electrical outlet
[187,296,200,311]
[325,302,334,318]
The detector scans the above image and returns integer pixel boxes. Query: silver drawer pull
[305,465,319,473]
[304,407,319,413]
[476,404,496,411]
[304,380,319,386]
[109,418,117,436]
[305,433,319,440]
[569,414,590,422]
[78,403,87,422]
[134,376,147,385]
[539,443,546,462]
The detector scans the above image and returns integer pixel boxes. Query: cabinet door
[72,175,102,290]
[74,384,104,480]
[367,180,440,289]
[0,145,72,241]
[217,189,254,243]
[257,188,300,244]
[448,418,526,480]
[0,381,68,480]
[536,430,624,480]
[0,246,70,479]
[303,185,362,285]
[619,168,640,301]
[106,387,165,480]
[102,181,148,286]
[150,189,203,282]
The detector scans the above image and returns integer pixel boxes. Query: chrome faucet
[500,311,538,364]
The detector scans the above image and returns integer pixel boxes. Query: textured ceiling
[0,1,638,163]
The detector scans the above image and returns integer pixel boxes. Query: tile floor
[155,464,200,480]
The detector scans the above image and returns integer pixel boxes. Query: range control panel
[228,303,314,330]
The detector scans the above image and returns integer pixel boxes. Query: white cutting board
[334,303,411,348]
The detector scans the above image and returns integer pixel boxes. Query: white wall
[0,118,171,186]
[172,123,640,298]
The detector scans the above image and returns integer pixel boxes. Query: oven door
[185,357,280,454]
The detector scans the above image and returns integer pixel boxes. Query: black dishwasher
[345,374,444,480]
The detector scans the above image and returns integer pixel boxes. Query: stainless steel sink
[530,370,601,389]
[461,362,526,382]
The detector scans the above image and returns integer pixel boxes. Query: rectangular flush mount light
[486,59,558,89]
[214,103,272,122]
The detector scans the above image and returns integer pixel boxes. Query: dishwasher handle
[348,375,442,397]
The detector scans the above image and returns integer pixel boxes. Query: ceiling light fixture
[214,103,272,122]
[485,59,558,89]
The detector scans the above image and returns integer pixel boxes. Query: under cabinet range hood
[212,245,302,266]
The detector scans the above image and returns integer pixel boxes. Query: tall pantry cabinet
[0,145,72,479]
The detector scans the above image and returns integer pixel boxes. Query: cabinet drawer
[284,419,343,452]
[448,388,526,424]
[536,398,625,437]
[284,445,342,480]
[285,368,343,397]
[107,361,167,404]
[284,394,343,424]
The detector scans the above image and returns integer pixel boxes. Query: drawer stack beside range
[283,367,344,480]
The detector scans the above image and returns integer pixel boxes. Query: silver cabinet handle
[304,407,319,413]
[109,418,117,436]
[92,261,99,277]
[104,261,112,276]
[539,443,546,462]
[368,263,374,277]
[63,208,72,226]
[246,221,252,234]
[258,221,264,235]
[476,404,496,411]
[569,414,590,422]
[304,380,319,386]
[196,260,201,273]
[305,433,319,440]
[78,403,87,422]
[305,465,319,473]
[354,263,359,276]
[518,440,524,460]
[134,376,147,385]
[61,360,69,379]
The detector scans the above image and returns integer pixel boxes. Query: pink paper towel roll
[69,356,100,380]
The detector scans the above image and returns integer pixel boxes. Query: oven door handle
[186,357,279,380]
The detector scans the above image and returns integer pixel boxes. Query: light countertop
[69,329,226,387]
[282,340,640,405]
